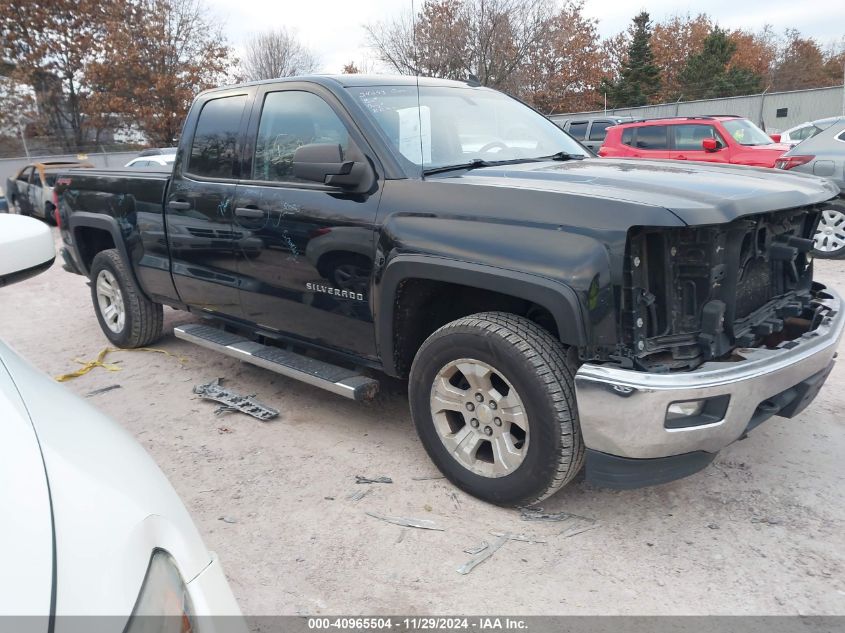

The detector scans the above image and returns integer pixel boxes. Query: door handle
[235,207,265,219]
[168,200,191,211]
[676,155,687,160]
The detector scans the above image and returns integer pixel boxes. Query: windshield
[349,85,587,173]
[722,119,776,146]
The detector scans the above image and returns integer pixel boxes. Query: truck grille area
[623,208,822,371]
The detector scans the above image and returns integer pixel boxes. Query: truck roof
[200,74,486,97]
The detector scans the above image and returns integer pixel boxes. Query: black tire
[89,249,163,348]
[813,204,845,259]
[409,312,584,507]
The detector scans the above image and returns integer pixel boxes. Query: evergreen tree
[678,27,763,99]
[601,11,661,107]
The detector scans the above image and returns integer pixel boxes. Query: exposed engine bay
[621,207,834,372]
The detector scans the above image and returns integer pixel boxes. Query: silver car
[554,116,633,153]
[776,116,845,258]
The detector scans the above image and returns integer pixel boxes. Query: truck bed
[56,166,171,208]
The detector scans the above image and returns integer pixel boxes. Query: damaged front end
[621,206,833,372]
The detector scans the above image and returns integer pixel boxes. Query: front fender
[376,254,589,376]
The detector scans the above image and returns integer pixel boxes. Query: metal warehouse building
[550,85,845,133]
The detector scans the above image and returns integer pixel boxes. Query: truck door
[670,124,729,163]
[29,169,45,218]
[231,83,383,358]
[15,167,32,214]
[165,88,254,318]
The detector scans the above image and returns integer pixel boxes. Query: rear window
[588,121,613,141]
[635,125,668,149]
[188,94,248,179]
[621,128,634,146]
[568,121,588,140]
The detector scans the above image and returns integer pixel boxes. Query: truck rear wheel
[409,312,584,507]
[90,249,163,348]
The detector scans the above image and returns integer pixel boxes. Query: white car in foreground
[0,215,242,629]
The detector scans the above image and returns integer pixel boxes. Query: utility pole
[18,117,30,160]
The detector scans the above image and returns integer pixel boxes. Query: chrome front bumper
[574,287,843,460]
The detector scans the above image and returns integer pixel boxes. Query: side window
[635,125,668,149]
[796,126,820,141]
[188,94,248,179]
[568,121,588,140]
[252,90,350,183]
[588,121,613,141]
[673,124,718,150]
[17,167,32,182]
[621,128,634,146]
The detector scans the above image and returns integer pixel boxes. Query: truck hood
[0,340,212,617]
[447,158,840,225]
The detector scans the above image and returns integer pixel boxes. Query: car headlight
[124,550,197,633]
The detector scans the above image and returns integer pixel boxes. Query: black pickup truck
[56,75,844,506]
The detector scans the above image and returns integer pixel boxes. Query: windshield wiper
[422,157,539,176]
[535,151,587,161]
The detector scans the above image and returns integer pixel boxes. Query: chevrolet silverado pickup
[55,75,844,506]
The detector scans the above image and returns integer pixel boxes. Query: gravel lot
[2,227,844,615]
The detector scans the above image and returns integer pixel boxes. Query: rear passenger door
[631,125,672,159]
[166,87,255,318]
[231,83,383,358]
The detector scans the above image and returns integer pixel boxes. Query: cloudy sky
[205,0,845,74]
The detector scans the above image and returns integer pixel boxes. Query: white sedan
[0,215,243,628]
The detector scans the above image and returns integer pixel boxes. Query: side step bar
[174,323,379,401]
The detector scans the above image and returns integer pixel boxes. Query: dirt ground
[2,227,844,616]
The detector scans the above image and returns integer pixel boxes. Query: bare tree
[240,28,319,80]
[365,0,555,92]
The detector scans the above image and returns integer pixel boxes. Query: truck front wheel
[409,312,584,507]
[90,249,163,348]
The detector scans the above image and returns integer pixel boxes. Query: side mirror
[769,134,781,143]
[0,215,55,287]
[702,138,720,152]
[292,143,373,190]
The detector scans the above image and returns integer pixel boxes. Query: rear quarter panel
[57,170,178,303]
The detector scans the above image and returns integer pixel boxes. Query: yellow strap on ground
[55,347,187,382]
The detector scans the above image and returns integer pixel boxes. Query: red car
[598,115,791,168]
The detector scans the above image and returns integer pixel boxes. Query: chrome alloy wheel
[96,269,126,333]
[429,358,529,478]
[815,208,845,253]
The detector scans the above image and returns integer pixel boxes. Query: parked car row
[557,114,845,258]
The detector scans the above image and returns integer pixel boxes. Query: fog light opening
[664,394,731,430]
[666,400,706,420]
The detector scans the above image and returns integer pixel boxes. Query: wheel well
[74,226,116,275]
[392,278,559,377]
